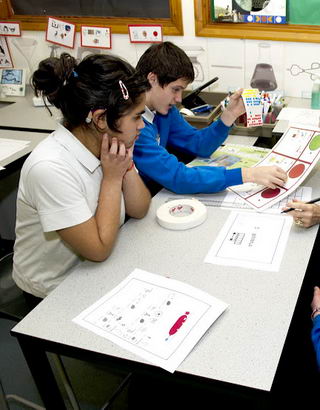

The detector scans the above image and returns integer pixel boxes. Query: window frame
[194,0,320,43]
[0,0,183,36]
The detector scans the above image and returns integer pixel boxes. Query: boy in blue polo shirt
[134,41,287,195]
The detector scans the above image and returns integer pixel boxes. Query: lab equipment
[250,43,277,91]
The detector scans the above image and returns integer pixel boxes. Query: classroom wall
[6,0,320,101]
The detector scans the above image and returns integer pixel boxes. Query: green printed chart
[188,144,270,170]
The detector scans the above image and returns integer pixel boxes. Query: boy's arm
[133,122,242,194]
[165,106,232,158]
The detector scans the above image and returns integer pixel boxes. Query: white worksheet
[205,211,293,272]
[277,107,320,127]
[228,124,320,211]
[73,269,228,373]
[0,138,30,162]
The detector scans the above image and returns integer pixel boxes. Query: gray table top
[0,128,48,167]
[12,166,320,392]
[0,86,59,131]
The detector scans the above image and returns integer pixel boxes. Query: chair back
[0,253,31,321]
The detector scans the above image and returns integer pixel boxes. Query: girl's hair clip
[119,80,129,100]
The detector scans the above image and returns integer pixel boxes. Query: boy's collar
[142,105,155,123]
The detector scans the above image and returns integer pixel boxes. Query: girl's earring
[85,111,93,124]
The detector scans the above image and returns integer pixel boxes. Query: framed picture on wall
[81,26,112,49]
[214,0,286,24]
[128,25,163,43]
[0,37,13,68]
[46,17,76,48]
[0,21,21,37]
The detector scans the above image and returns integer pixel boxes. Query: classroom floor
[0,318,130,409]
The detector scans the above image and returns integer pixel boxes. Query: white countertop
[273,96,313,134]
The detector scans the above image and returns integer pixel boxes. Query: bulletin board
[194,0,320,43]
[0,0,183,36]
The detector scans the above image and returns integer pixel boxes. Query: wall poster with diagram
[213,0,286,24]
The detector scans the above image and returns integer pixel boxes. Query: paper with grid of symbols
[73,268,228,373]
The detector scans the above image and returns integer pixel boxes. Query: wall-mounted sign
[46,17,75,49]
[81,26,111,49]
[214,0,286,24]
[0,21,21,36]
[0,37,13,68]
[128,25,162,43]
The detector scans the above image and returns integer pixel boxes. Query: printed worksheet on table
[73,269,228,373]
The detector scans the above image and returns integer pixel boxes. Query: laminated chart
[165,186,312,214]
[228,124,320,211]
[188,144,270,169]
[73,269,228,373]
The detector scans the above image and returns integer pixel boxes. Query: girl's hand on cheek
[100,135,132,180]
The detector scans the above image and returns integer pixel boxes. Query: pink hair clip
[119,80,129,100]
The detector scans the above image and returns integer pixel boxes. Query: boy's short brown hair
[136,42,194,87]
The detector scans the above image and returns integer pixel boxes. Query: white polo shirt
[12,124,125,298]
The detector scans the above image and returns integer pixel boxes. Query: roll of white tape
[156,199,207,230]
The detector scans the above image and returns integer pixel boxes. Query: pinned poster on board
[128,25,162,43]
[214,0,286,24]
[0,21,21,37]
[81,26,111,49]
[0,37,13,68]
[46,17,75,49]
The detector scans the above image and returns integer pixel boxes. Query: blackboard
[10,0,170,19]
[288,0,320,25]
[0,0,183,36]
